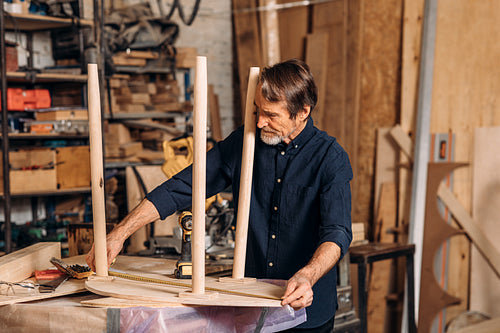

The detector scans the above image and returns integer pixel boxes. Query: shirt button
[294,145,298,149]
[273,206,278,211]
[280,151,285,155]
[277,178,281,183]
[271,234,276,239]
[269,262,274,267]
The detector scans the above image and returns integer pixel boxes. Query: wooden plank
[259,0,280,65]
[398,0,424,241]
[0,242,60,282]
[305,32,329,131]
[119,141,143,157]
[208,84,223,142]
[112,55,147,67]
[470,127,500,317]
[0,279,86,306]
[114,50,159,59]
[374,128,399,220]
[232,0,263,121]
[344,0,363,213]
[311,0,346,142]
[125,166,149,253]
[278,0,308,61]
[56,146,91,189]
[367,182,397,333]
[349,0,402,228]
[430,0,500,320]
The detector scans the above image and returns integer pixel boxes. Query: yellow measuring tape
[108,270,282,301]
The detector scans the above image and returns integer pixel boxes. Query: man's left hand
[281,272,314,310]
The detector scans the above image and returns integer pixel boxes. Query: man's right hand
[85,229,125,272]
[84,198,161,272]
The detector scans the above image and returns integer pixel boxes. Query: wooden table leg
[357,260,368,333]
[407,253,416,333]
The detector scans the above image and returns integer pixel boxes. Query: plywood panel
[471,127,500,317]
[311,0,346,143]
[352,0,403,224]
[232,0,263,120]
[278,0,309,61]
[430,0,500,321]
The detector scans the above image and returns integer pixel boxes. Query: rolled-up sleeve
[318,149,353,259]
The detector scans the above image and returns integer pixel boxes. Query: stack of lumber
[106,73,187,114]
[104,122,173,162]
[112,50,159,68]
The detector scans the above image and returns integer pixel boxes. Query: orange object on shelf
[30,123,54,133]
[1,88,51,110]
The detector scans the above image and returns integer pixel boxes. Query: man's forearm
[112,198,160,242]
[297,241,341,286]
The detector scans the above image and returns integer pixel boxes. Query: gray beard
[260,131,283,145]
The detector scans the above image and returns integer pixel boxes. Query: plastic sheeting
[120,304,306,333]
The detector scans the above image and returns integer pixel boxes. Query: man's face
[254,84,308,146]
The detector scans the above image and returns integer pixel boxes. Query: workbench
[0,254,306,332]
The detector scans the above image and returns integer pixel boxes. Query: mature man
[86,59,353,331]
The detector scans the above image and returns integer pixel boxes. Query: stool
[349,243,416,333]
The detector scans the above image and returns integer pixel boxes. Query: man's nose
[256,114,267,128]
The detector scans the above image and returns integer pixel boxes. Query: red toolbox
[1,88,51,110]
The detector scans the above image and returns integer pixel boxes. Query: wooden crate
[0,148,57,194]
[67,223,115,256]
[56,146,91,189]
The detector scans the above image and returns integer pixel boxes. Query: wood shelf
[105,112,187,120]
[5,71,88,83]
[0,186,91,198]
[3,13,93,31]
[2,133,89,140]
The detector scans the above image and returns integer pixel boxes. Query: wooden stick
[87,63,108,277]
[192,56,207,294]
[232,67,260,279]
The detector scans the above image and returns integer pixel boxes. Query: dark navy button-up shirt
[146,118,353,328]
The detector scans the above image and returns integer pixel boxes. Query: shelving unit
[1,11,95,253]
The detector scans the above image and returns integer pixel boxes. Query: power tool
[174,211,193,279]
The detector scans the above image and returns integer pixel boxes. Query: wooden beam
[208,84,223,142]
[0,242,60,282]
[305,32,329,131]
[192,56,208,294]
[88,63,108,278]
[232,67,260,280]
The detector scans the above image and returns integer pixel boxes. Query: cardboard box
[56,146,91,189]
[0,148,57,194]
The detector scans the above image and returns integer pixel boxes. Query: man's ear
[299,106,311,121]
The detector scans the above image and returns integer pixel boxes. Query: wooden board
[0,242,60,282]
[85,276,283,307]
[305,32,329,131]
[81,296,185,308]
[85,255,283,307]
[232,0,263,120]
[374,128,399,220]
[430,1,500,320]
[0,279,86,306]
[470,127,500,317]
[278,0,308,61]
[367,182,397,333]
[56,146,91,189]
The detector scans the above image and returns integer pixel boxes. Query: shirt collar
[285,118,315,152]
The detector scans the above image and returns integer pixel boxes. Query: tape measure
[107,270,281,301]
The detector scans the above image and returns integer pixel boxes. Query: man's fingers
[281,283,310,306]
